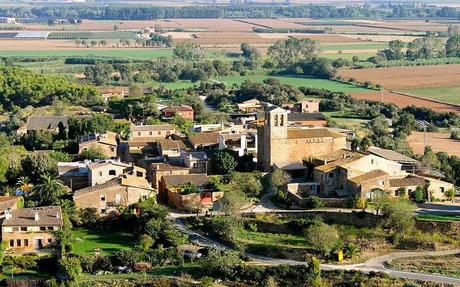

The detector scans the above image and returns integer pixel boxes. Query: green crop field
[0,49,175,59]
[215,74,370,93]
[402,86,460,105]
[320,43,388,51]
[321,53,376,60]
[72,227,135,256]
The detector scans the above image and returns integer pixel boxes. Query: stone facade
[258,106,346,171]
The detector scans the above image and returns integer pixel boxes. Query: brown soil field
[188,32,272,45]
[350,91,460,114]
[339,64,460,89]
[407,131,460,157]
[0,39,77,50]
[256,33,362,43]
[235,18,307,29]
[172,19,255,32]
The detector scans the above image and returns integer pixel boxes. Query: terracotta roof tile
[2,206,62,227]
[163,174,209,188]
[349,170,388,184]
[287,128,346,139]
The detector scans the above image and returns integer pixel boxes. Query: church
[257,106,347,171]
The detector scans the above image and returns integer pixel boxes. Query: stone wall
[415,219,460,235]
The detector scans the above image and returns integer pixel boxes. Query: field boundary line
[390,90,460,109]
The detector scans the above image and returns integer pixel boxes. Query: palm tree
[16,176,33,195]
[30,174,68,206]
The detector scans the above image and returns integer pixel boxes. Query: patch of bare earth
[407,131,460,157]
[349,91,460,115]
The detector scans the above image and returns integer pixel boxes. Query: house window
[280,115,284,126]
[48,239,52,243]
[371,159,375,164]
[142,195,148,200]
[137,132,141,136]
[328,173,334,179]
[99,171,103,176]
[149,131,153,136]
[24,239,28,247]
[9,240,14,247]
[440,187,445,193]
[100,195,106,201]
[47,227,54,230]
[17,239,21,247]
[136,171,143,177]
[20,227,27,231]
[40,227,46,231]
[158,131,161,135]
[274,114,279,126]
[109,170,116,176]
[101,209,106,213]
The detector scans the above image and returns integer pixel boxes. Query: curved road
[174,219,460,286]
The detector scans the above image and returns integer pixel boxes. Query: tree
[445,189,455,202]
[29,174,68,206]
[16,176,32,195]
[79,145,107,161]
[267,38,319,69]
[21,153,58,183]
[412,185,426,203]
[84,63,113,86]
[211,149,237,175]
[305,223,339,256]
[360,137,372,151]
[269,169,291,190]
[420,146,441,170]
[173,41,204,61]
[59,257,82,284]
[230,172,262,198]
[381,199,416,235]
[0,241,6,267]
[446,35,460,57]
[135,234,154,252]
[201,249,241,278]
[220,190,248,215]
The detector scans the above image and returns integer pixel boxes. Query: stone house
[148,163,190,192]
[313,151,403,197]
[73,172,153,215]
[129,124,177,143]
[98,86,129,102]
[389,175,455,200]
[283,100,320,114]
[347,170,390,200]
[181,151,208,174]
[257,106,347,172]
[87,160,134,186]
[79,132,118,158]
[236,99,262,112]
[187,132,219,150]
[161,105,194,121]
[159,174,223,210]
[1,206,62,252]
[156,139,186,159]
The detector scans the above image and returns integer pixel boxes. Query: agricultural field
[402,86,460,105]
[0,48,175,58]
[338,64,460,89]
[407,131,460,157]
[349,91,460,114]
[215,75,371,93]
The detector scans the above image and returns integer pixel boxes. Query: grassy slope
[0,49,174,58]
[72,227,135,256]
[236,229,309,249]
[417,214,460,222]
[402,86,460,105]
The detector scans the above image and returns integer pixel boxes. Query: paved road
[173,219,460,286]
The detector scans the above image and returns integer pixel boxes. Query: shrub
[305,222,339,256]
[450,130,460,140]
[303,196,324,209]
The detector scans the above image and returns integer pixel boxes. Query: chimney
[34,211,39,221]
[4,208,12,220]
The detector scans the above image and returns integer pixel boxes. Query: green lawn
[417,214,460,222]
[72,227,135,256]
[402,86,460,105]
[215,74,370,93]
